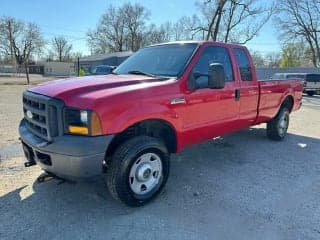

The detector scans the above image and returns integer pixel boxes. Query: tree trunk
[212,6,224,41]
[206,8,219,40]
[206,0,227,41]
[314,39,320,67]
[25,62,30,85]
[309,42,317,67]
[224,1,236,43]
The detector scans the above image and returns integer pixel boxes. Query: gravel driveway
[0,85,320,240]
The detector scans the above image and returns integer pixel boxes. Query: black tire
[307,91,315,96]
[106,136,170,207]
[267,107,290,141]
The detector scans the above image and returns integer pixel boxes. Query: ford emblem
[26,110,33,119]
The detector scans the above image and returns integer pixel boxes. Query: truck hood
[28,74,166,100]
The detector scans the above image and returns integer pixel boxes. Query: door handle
[235,89,240,101]
[170,98,186,105]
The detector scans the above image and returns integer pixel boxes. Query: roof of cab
[147,40,245,49]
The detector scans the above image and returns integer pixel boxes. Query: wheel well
[281,95,294,112]
[105,119,177,162]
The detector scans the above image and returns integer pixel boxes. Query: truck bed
[256,79,303,124]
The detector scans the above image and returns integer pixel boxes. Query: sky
[0,0,281,56]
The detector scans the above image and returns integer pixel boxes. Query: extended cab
[19,41,303,206]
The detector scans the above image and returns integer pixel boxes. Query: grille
[23,91,63,141]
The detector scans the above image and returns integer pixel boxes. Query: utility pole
[77,57,80,76]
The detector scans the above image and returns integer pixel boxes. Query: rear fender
[275,91,294,117]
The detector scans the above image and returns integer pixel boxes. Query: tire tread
[105,136,169,206]
[267,107,289,141]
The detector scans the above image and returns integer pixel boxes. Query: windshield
[114,43,198,77]
[271,73,286,79]
[93,66,111,74]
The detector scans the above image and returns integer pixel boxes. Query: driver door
[182,45,240,143]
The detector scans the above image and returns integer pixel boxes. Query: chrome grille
[22,91,64,141]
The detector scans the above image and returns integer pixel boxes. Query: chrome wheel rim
[129,153,162,195]
[278,111,289,136]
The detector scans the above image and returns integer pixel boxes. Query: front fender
[104,103,180,134]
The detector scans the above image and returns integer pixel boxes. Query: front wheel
[267,107,290,141]
[106,136,170,207]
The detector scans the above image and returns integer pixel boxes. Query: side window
[193,46,234,88]
[306,74,320,82]
[233,48,252,81]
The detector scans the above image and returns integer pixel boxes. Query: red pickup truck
[19,41,303,206]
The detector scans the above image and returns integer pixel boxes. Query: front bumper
[19,120,114,180]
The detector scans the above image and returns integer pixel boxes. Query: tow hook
[24,161,36,167]
[37,172,67,185]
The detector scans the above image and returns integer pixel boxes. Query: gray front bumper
[19,120,114,180]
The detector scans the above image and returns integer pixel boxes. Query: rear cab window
[233,48,253,81]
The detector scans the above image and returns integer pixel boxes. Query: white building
[43,62,75,76]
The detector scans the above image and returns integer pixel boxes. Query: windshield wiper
[127,70,156,78]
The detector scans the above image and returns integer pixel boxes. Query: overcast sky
[1,0,281,55]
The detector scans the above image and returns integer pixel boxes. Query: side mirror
[188,63,226,90]
[208,63,226,89]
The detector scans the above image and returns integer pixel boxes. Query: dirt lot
[0,83,320,240]
[0,73,57,86]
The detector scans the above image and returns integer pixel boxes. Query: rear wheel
[267,107,290,141]
[307,91,315,96]
[106,136,170,206]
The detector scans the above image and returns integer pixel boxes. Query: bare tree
[51,36,72,62]
[265,52,280,67]
[196,0,227,40]
[207,0,227,41]
[142,24,171,45]
[222,0,275,44]
[72,51,83,60]
[122,3,150,51]
[250,50,266,67]
[196,0,275,43]
[277,0,320,67]
[87,5,126,53]
[0,16,44,84]
[87,3,149,53]
[172,16,203,40]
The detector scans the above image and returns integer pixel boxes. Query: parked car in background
[91,65,116,75]
[271,73,320,96]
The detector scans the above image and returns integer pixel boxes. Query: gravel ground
[0,73,56,85]
[0,85,27,147]
[0,85,320,240]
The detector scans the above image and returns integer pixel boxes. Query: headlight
[80,110,88,124]
[64,108,102,136]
